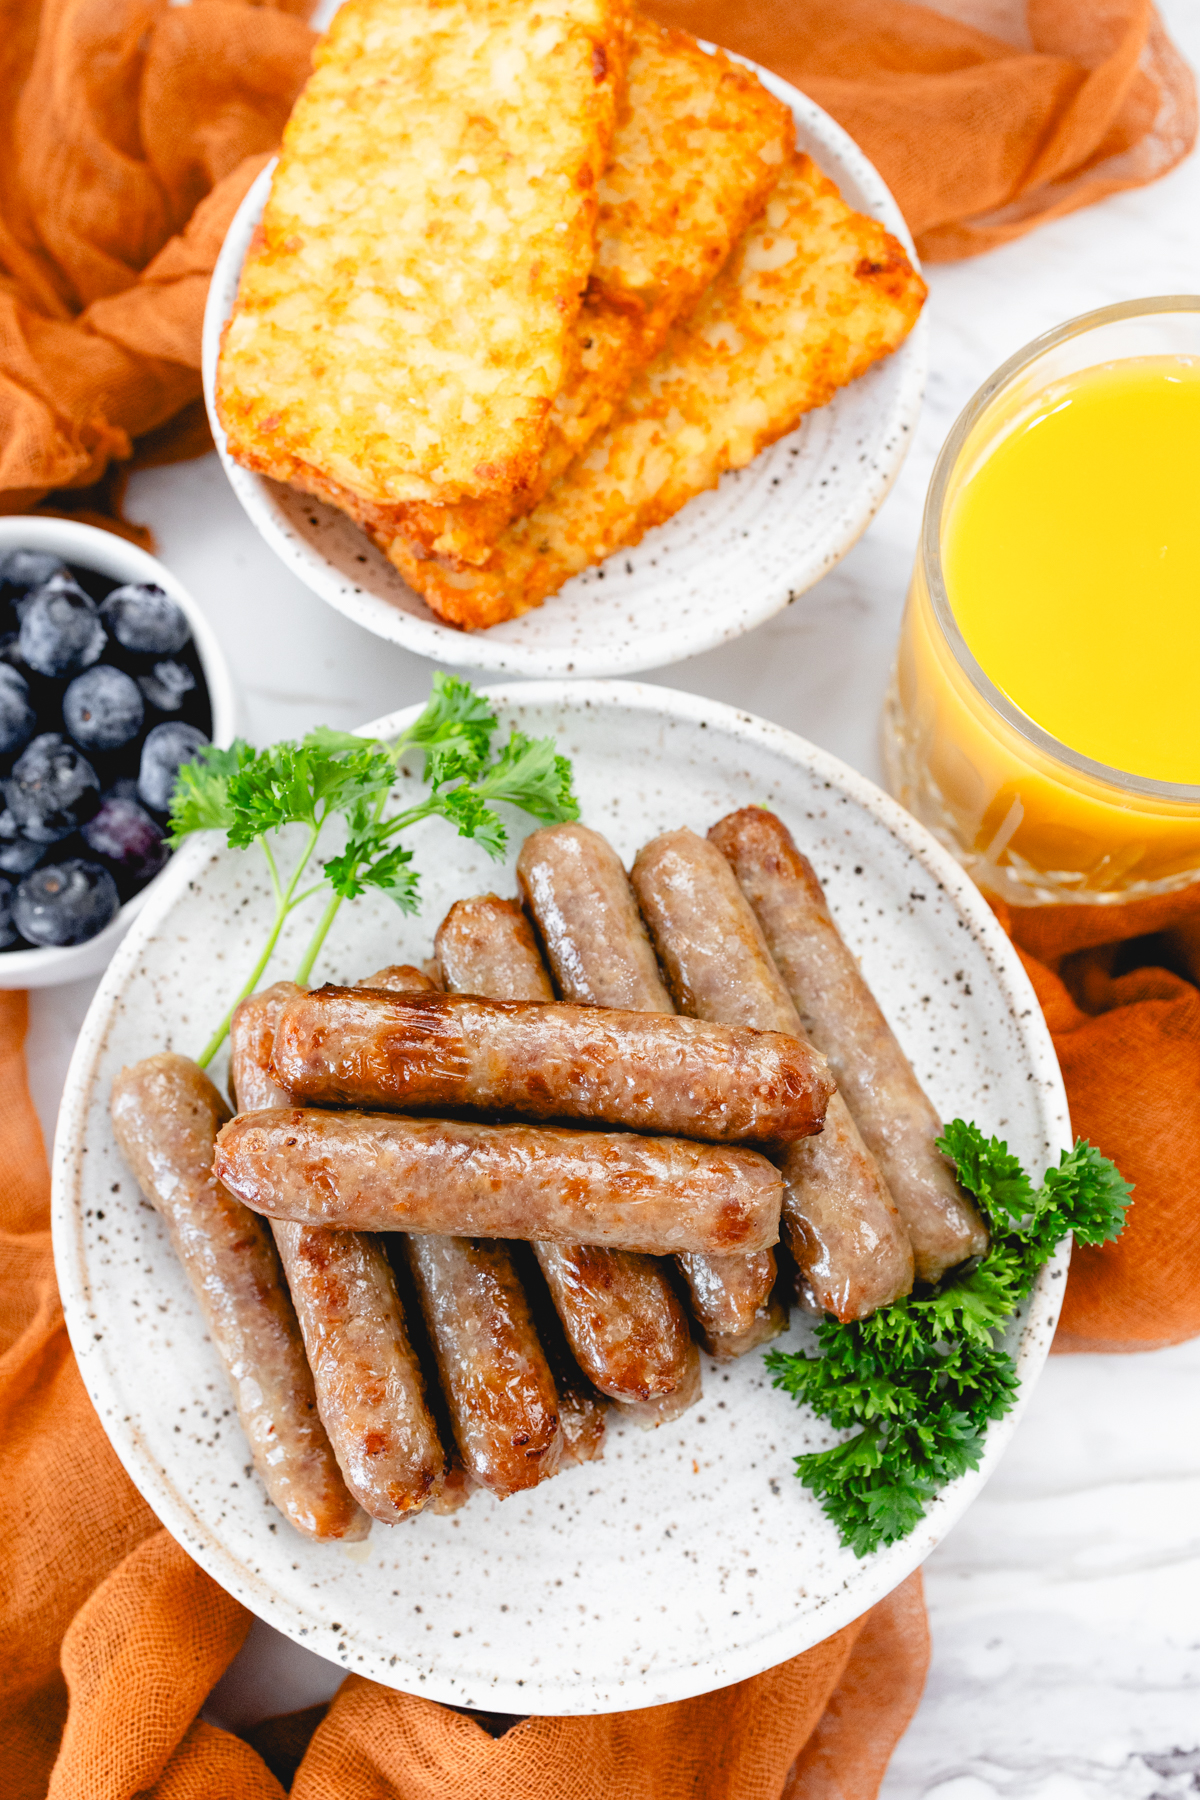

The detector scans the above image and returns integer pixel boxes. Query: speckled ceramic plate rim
[51,682,1070,1713]
[199,60,928,679]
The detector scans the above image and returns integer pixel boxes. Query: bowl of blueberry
[0,517,234,986]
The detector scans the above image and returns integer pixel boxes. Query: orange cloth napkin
[650,0,1197,260]
[1,0,1195,523]
[0,988,930,1796]
[996,883,1200,1355]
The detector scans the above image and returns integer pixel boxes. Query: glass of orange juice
[883,296,1200,908]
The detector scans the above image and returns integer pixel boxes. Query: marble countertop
[24,0,1200,1777]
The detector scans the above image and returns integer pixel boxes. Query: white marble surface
[24,0,1200,1775]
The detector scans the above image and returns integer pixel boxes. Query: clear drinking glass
[882,296,1200,908]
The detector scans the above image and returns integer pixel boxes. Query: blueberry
[0,664,36,757]
[137,721,208,813]
[18,580,106,678]
[0,808,45,877]
[5,733,101,843]
[138,659,196,714]
[101,583,190,656]
[0,634,23,668]
[0,875,19,949]
[0,548,68,600]
[64,664,144,752]
[13,858,119,946]
[83,794,168,886]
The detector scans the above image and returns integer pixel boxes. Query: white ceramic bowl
[202,60,927,678]
[53,682,1069,1713]
[0,517,236,988]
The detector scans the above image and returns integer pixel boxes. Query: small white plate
[201,63,927,678]
[52,683,1068,1714]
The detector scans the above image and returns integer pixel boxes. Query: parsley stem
[293,890,342,987]
[289,745,422,987]
[196,820,325,1068]
[262,837,283,908]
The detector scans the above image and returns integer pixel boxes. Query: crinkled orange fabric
[1,0,1195,519]
[0,986,930,1796]
[647,0,1196,259]
[992,884,1200,1355]
[0,0,317,514]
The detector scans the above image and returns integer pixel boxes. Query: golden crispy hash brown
[379,153,927,629]
[373,18,795,567]
[215,0,629,507]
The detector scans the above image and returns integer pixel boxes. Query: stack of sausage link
[110,810,987,1541]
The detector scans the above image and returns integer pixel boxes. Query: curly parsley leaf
[167,741,244,840]
[403,673,498,781]
[767,1124,1131,1557]
[169,674,579,1065]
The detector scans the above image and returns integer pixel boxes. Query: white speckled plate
[51,684,1068,1713]
[200,61,927,679]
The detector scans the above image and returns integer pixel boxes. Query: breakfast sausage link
[630,828,914,1323]
[401,1234,562,1498]
[518,821,775,1359]
[271,986,832,1147]
[363,949,562,1497]
[230,982,447,1525]
[352,961,474,1509]
[437,893,693,1404]
[358,963,440,996]
[709,807,988,1282]
[615,1342,703,1429]
[216,1110,783,1256]
[110,1053,367,1542]
[518,1249,608,1467]
[435,896,555,1004]
[517,824,674,1015]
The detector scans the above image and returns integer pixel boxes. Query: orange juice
[943,357,1200,785]
[884,304,1200,907]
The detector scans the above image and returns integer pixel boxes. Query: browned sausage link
[356,957,550,1504]
[518,824,674,1014]
[435,896,556,1003]
[400,1235,562,1497]
[229,981,301,1112]
[437,894,694,1404]
[672,1249,783,1352]
[271,987,831,1147]
[354,962,480,1506]
[110,1054,367,1541]
[616,1339,702,1429]
[531,1240,693,1401]
[630,829,914,1323]
[215,1110,783,1255]
[517,821,776,1359]
[518,1250,607,1466]
[709,808,989,1282]
[230,989,447,1525]
[358,963,440,995]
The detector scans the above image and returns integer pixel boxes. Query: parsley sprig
[765,1123,1131,1557]
[169,675,578,1067]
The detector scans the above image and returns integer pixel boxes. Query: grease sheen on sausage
[352,959,474,1512]
[630,829,914,1322]
[709,808,988,1282]
[230,983,448,1524]
[437,893,693,1405]
[215,1109,783,1256]
[110,1053,367,1542]
[401,1234,562,1497]
[518,822,780,1358]
[271,986,832,1147]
